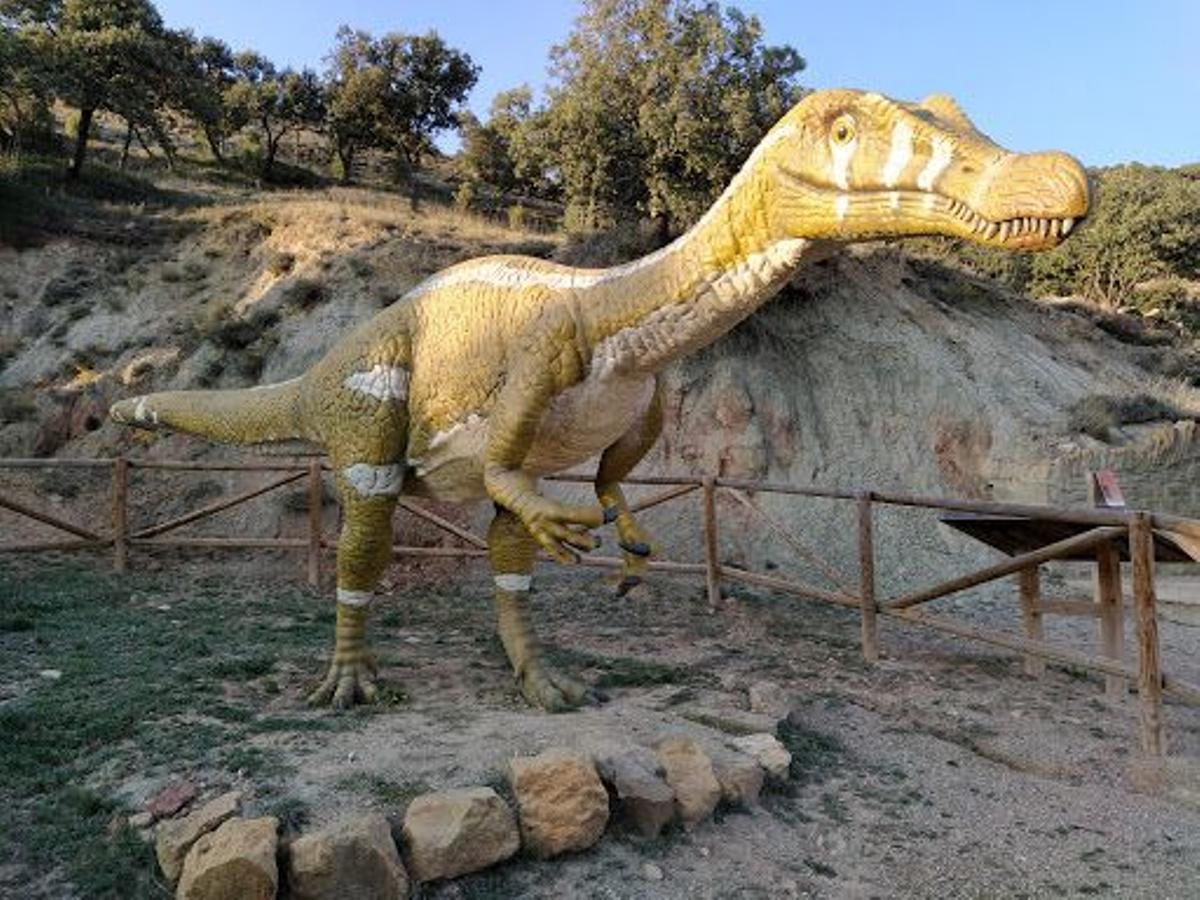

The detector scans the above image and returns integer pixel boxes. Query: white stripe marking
[494,574,532,592]
[888,191,901,212]
[882,121,913,188]
[830,138,857,190]
[917,136,954,191]
[344,365,408,401]
[337,588,374,607]
[834,194,850,222]
[342,463,404,496]
[396,124,800,303]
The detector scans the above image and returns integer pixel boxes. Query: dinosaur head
[763,89,1089,249]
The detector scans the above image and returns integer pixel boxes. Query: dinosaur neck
[578,142,819,375]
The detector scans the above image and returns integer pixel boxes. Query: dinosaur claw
[619,540,652,557]
[602,505,619,524]
[616,576,642,597]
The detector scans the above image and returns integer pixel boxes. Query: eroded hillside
[2,191,1199,581]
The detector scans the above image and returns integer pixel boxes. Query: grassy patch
[544,646,703,691]
[0,559,355,897]
[775,713,851,787]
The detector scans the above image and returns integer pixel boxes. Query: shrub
[1067,393,1182,442]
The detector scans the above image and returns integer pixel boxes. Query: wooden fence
[2,455,1199,757]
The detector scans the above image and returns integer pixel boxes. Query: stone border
[148,731,793,898]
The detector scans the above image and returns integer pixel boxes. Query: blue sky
[154,0,1198,167]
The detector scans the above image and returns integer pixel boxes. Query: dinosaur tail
[109,377,305,445]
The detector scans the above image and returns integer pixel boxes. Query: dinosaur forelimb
[596,379,664,594]
[488,506,595,710]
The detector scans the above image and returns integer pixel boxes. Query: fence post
[857,492,878,662]
[1130,512,1165,756]
[1095,542,1126,700]
[112,455,128,573]
[1017,566,1045,678]
[702,475,721,610]
[307,460,323,588]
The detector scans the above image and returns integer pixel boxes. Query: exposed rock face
[509,750,610,858]
[155,790,242,885]
[288,813,409,900]
[711,749,765,807]
[654,738,721,828]
[401,787,520,881]
[177,816,278,900]
[595,746,676,837]
[731,733,792,779]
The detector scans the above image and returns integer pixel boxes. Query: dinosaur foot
[517,660,601,712]
[307,657,379,709]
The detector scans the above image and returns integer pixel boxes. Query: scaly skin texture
[110,89,1090,709]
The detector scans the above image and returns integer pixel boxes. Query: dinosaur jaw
[773,172,1088,252]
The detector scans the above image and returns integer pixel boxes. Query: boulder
[288,813,409,900]
[155,790,242,885]
[731,733,792,779]
[747,680,790,718]
[177,816,278,900]
[654,738,721,828]
[595,747,675,838]
[401,787,519,882]
[711,749,764,807]
[509,750,609,858]
[146,779,198,821]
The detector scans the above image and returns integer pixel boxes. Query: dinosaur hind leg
[308,481,399,709]
[488,505,595,711]
[595,378,664,595]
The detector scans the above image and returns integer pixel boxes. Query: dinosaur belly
[406,374,655,502]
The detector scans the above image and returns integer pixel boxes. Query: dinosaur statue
[111,89,1089,710]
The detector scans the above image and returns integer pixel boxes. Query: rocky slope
[2,190,1198,585]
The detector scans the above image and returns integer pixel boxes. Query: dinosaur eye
[831,115,856,145]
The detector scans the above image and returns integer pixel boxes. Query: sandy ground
[102,559,1200,900]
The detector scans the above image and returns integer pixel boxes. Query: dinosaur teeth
[998,221,1010,241]
[1039,218,1050,238]
[1061,217,1074,235]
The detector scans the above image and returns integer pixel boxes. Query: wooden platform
[940,513,1198,563]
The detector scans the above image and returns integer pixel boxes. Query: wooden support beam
[1095,541,1126,700]
[112,456,128,573]
[1017,567,1045,678]
[1131,512,1165,756]
[726,487,855,595]
[884,607,1139,681]
[132,471,305,539]
[887,526,1126,611]
[306,460,323,588]
[702,476,721,609]
[718,564,861,609]
[0,538,105,552]
[858,492,879,662]
[132,537,307,549]
[396,498,488,549]
[628,482,700,514]
[0,492,104,542]
[1037,599,1103,618]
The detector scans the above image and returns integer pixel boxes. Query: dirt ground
[5,550,1200,899]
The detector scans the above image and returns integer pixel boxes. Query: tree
[322,25,477,195]
[170,33,242,163]
[1030,165,1200,307]
[541,0,805,235]
[225,52,324,180]
[324,26,386,181]
[460,85,556,198]
[46,0,171,177]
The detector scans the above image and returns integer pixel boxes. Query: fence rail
[2,454,1198,756]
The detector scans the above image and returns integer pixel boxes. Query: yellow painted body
[110,89,1090,709]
